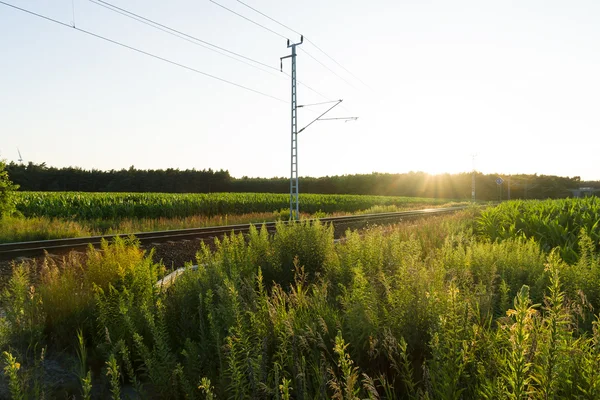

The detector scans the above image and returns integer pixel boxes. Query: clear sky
[1,0,599,180]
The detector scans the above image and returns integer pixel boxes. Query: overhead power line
[304,38,370,88]
[209,0,354,100]
[91,0,278,74]
[210,0,359,100]
[0,1,286,103]
[298,48,357,89]
[289,76,330,102]
[236,0,301,37]
[235,0,369,88]
[92,0,331,103]
[209,0,288,40]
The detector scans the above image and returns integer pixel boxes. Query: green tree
[0,160,19,218]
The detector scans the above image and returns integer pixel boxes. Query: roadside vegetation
[1,199,599,398]
[1,192,464,243]
[0,161,18,219]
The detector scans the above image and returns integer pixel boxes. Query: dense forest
[5,162,594,201]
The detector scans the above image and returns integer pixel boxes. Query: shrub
[0,161,19,218]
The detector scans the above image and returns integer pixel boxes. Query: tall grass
[0,216,91,243]
[0,205,599,398]
[0,201,466,244]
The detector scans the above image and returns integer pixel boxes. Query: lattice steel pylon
[281,36,303,220]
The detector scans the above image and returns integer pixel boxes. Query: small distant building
[568,187,600,198]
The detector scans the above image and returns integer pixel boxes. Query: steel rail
[0,206,467,260]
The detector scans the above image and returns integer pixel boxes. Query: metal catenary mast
[281,37,358,220]
[280,36,303,220]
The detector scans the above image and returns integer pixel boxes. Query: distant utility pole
[281,36,303,220]
[471,154,477,201]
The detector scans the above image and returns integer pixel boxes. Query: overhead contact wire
[0,1,287,103]
[209,0,288,40]
[304,38,371,88]
[93,0,330,103]
[236,0,301,37]
[208,0,340,103]
[235,0,367,88]
[93,0,278,72]
[298,48,357,89]
[88,0,281,78]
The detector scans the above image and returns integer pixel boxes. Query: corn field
[477,197,600,262]
[14,192,452,220]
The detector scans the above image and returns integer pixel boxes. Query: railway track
[0,206,467,260]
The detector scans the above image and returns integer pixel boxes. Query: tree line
[5,162,595,201]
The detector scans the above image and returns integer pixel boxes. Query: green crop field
[477,197,600,262]
[14,191,455,220]
[2,191,463,243]
[2,198,600,398]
